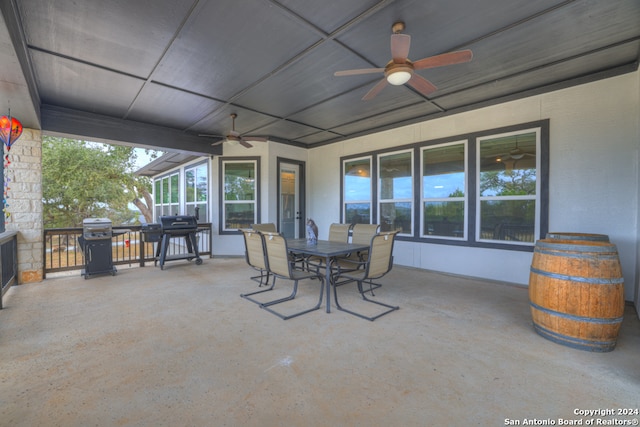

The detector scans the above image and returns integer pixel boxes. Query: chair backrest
[251,223,277,233]
[241,229,266,270]
[327,223,351,243]
[351,223,380,245]
[262,232,292,278]
[364,231,398,279]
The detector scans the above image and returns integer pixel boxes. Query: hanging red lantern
[0,114,23,150]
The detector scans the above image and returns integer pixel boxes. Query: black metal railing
[43,224,213,278]
[0,231,18,309]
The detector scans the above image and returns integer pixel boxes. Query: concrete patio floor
[1,257,639,426]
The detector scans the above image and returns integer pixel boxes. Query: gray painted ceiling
[0,0,638,154]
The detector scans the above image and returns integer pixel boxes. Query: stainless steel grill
[79,217,116,278]
[82,217,112,240]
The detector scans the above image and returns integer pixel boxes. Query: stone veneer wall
[5,128,43,283]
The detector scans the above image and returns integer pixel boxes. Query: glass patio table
[286,238,370,313]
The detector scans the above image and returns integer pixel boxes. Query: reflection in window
[186,162,208,222]
[379,151,412,234]
[222,160,257,230]
[343,157,372,225]
[478,131,538,243]
[422,142,466,238]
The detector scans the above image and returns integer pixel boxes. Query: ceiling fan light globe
[387,70,412,85]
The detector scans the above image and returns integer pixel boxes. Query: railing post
[140,233,145,267]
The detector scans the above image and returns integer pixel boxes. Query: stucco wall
[307,72,640,301]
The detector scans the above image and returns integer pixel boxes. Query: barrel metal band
[529,266,624,284]
[535,241,617,253]
[533,247,620,260]
[530,301,624,324]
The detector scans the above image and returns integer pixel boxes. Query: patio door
[278,159,305,239]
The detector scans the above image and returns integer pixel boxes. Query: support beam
[41,104,222,156]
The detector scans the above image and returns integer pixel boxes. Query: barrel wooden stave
[529,239,624,352]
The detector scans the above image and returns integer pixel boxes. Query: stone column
[5,128,43,283]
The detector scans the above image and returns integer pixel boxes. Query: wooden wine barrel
[529,239,625,352]
[546,232,609,242]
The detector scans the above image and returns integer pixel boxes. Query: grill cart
[156,215,202,270]
[79,217,117,279]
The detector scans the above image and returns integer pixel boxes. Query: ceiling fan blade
[198,133,223,138]
[238,138,253,148]
[244,136,268,142]
[362,78,388,101]
[391,33,411,63]
[211,140,224,146]
[407,74,438,97]
[413,49,473,70]
[334,68,385,77]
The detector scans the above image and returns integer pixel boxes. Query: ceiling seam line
[185,0,398,132]
[431,36,640,101]
[123,0,205,120]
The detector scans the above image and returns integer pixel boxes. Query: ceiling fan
[494,140,536,163]
[199,113,267,148]
[334,21,473,101]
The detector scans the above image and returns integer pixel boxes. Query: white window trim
[420,139,468,240]
[343,155,373,224]
[377,149,413,236]
[221,159,258,232]
[476,127,541,246]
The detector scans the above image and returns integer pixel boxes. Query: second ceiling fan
[200,113,267,148]
[335,21,473,101]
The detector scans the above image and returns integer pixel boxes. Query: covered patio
[2,258,639,426]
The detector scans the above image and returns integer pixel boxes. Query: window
[220,159,259,232]
[154,172,179,219]
[185,162,208,222]
[343,157,372,225]
[477,129,539,244]
[339,120,548,251]
[421,141,467,239]
[378,150,413,234]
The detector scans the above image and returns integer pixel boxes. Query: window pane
[424,201,464,237]
[423,144,465,198]
[170,175,179,203]
[185,170,195,203]
[480,133,536,197]
[225,163,255,201]
[162,178,169,204]
[479,199,535,242]
[345,203,370,225]
[154,180,161,204]
[225,202,255,229]
[196,165,207,202]
[380,152,412,200]
[186,203,208,223]
[380,202,411,233]
[344,159,371,201]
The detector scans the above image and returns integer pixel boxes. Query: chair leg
[259,279,299,308]
[250,269,270,287]
[333,279,399,321]
[260,277,325,320]
[240,275,277,305]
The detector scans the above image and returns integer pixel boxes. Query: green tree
[42,137,153,227]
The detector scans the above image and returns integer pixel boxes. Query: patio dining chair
[251,223,277,233]
[305,223,352,272]
[239,229,275,305]
[259,232,325,320]
[332,223,380,287]
[331,231,399,321]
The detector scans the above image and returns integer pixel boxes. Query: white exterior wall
[307,72,640,301]
[210,141,308,257]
